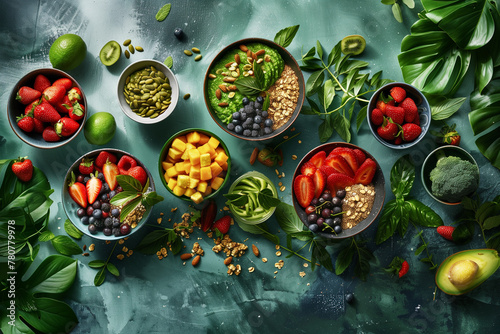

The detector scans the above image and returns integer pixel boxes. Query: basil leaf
[452,221,475,243]
[135,229,170,254]
[320,79,336,110]
[319,113,334,143]
[64,219,83,239]
[117,175,143,192]
[332,112,351,143]
[164,56,173,68]
[107,263,120,277]
[305,70,325,97]
[234,76,263,96]
[335,242,354,275]
[258,192,281,211]
[24,255,77,294]
[275,203,310,241]
[396,199,410,237]
[110,191,138,207]
[415,244,426,256]
[390,155,415,199]
[274,25,300,47]
[143,192,164,207]
[375,199,400,244]
[155,3,171,22]
[405,199,443,227]
[88,260,106,268]
[327,42,341,67]
[427,95,466,120]
[94,267,106,286]
[316,40,324,60]
[51,235,82,256]
[402,0,415,8]
[170,235,183,255]
[38,230,55,242]
[306,97,322,114]
[224,193,249,206]
[356,105,367,132]
[483,215,500,230]
[313,242,333,272]
[301,106,319,115]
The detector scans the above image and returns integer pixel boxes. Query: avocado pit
[448,259,479,287]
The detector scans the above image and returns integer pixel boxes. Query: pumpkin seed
[135,46,144,52]
[125,50,130,59]
[184,93,190,100]
[123,39,132,46]
[191,47,201,53]
[129,44,135,54]
[184,50,193,56]
[194,55,202,61]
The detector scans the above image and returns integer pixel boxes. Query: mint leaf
[164,56,173,68]
[234,76,264,96]
[155,3,171,22]
[274,25,300,48]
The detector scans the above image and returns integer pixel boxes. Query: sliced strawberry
[354,158,377,185]
[95,151,117,168]
[308,150,326,168]
[201,199,217,232]
[326,173,355,194]
[353,149,366,166]
[86,172,102,204]
[300,161,317,177]
[68,171,87,207]
[103,160,120,190]
[437,226,455,241]
[324,154,354,177]
[319,165,336,177]
[331,147,358,173]
[312,169,326,199]
[293,174,315,208]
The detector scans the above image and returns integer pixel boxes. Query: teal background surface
[1,0,500,333]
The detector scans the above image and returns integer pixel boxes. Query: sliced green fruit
[99,41,121,66]
[340,35,366,56]
[435,249,500,295]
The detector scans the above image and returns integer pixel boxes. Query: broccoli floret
[429,155,479,203]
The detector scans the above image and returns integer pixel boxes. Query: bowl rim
[117,59,179,124]
[421,145,480,205]
[158,128,232,202]
[367,81,430,150]
[7,68,88,149]
[292,142,386,239]
[203,37,305,141]
[62,148,155,240]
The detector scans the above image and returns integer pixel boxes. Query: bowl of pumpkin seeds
[117,59,179,124]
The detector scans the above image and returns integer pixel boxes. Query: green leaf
[258,192,281,210]
[415,244,426,256]
[300,105,320,115]
[64,219,83,239]
[354,246,373,281]
[319,113,334,142]
[38,230,54,242]
[390,155,415,199]
[332,112,351,142]
[224,193,249,206]
[476,202,499,226]
[316,40,324,60]
[483,215,500,230]
[110,191,138,207]
[234,76,264,96]
[306,97,322,114]
[476,53,494,94]
[253,60,265,89]
[452,221,475,243]
[120,195,142,222]
[327,42,342,67]
[164,56,173,68]
[335,242,354,275]
[94,267,106,286]
[356,105,367,132]
[313,242,333,272]
[427,95,467,120]
[274,25,300,48]
[486,231,500,251]
[143,191,164,207]
[405,199,443,227]
[320,79,336,110]
[375,199,401,244]
[135,229,169,254]
[155,3,171,22]
[381,0,396,4]
[402,0,415,9]
[305,70,325,97]
[107,262,120,277]
[50,235,82,256]
[275,203,311,241]
[392,3,403,23]
[24,255,77,294]
[18,297,78,334]
[116,174,143,192]
[88,260,106,268]
[263,94,270,111]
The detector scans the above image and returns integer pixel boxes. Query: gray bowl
[117,59,179,124]
[7,68,87,149]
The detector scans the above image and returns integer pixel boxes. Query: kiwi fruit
[99,40,121,66]
[341,35,366,56]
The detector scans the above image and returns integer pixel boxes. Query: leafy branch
[89,241,120,286]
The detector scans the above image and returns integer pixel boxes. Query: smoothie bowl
[204,38,305,141]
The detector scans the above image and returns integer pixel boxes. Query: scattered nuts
[239,44,248,52]
[184,50,193,56]
[252,244,260,257]
[248,267,255,273]
[192,255,201,266]
[224,256,233,265]
[216,89,222,100]
[262,258,268,263]
[180,253,193,260]
[209,73,217,79]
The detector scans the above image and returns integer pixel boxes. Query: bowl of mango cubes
[158,128,231,204]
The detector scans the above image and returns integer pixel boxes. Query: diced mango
[177,175,190,188]
[171,138,187,153]
[173,185,186,197]
[184,188,196,197]
[197,181,208,193]
[189,177,199,189]
[167,166,179,178]
[165,155,176,163]
[198,133,210,145]
[207,136,220,150]
[167,178,177,191]
[190,191,204,204]
[188,149,200,166]
[215,146,225,155]
[162,161,174,171]
[168,147,183,161]
[163,171,170,183]
[211,176,225,190]
[175,162,186,173]
[200,153,211,167]
[200,166,212,181]
[176,135,187,143]
[189,164,201,179]
[210,162,223,179]
[220,160,228,171]
[186,131,201,145]
[197,143,211,156]
[214,151,228,166]
[183,161,192,173]
[201,186,212,197]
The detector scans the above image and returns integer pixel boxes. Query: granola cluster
[267,65,300,130]
[212,234,248,258]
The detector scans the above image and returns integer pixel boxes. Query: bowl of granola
[203,38,305,141]
[62,148,156,240]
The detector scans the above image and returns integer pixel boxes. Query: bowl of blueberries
[62,148,155,240]
[203,37,305,141]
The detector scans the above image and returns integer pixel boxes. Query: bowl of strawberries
[62,149,158,240]
[7,68,87,149]
[367,82,430,149]
[292,143,385,239]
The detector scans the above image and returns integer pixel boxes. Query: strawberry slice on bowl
[293,174,315,208]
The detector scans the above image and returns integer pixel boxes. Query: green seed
[184,50,193,56]
[135,46,144,52]
[123,39,131,46]
[150,112,160,118]
[191,47,201,53]
[183,93,190,100]
[194,55,202,61]
[125,50,130,58]
[129,44,135,54]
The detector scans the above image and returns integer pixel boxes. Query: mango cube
[162,161,174,171]
[167,178,177,191]
[200,166,212,181]
[189,177,200,189]
[175,162,186,173]
[190,191,204,204]
[184,188,196,197]
[201,186,212,197]
[200,153,211,167]
[188,149,200,166]
[197,181,208,193]
[168,147,183,161]
[211,176,225,190]
[220,160,228,171]
[176,135,187,143]
[171,138,186,153]
[198,133,210,145]
[207,136,220,150]
[166,166,179,178]
[186,131,201,145]
[177,175,190,188]
[163,171,170,183]
[214,151,229,166]
[189,165,201,179]
[210,162,223,179]
[172,185,186,197]
[215,146,225,155]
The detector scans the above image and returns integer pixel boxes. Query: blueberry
[256,96,264,103]
[345,293,354,303]
[232,112,240,120]
[244,104,253,113]
[332,197,342,207]
[88,216,96,225]
[240,112,247,121]
[324,218,334,226]
[88,224,97,234]
[104,217,113,228]
[321,193,332,202]
[251,130,259,137]
[100,194,109,202]
[109,190,117,199]
[249,101,255,108]
[309,223,319,233]
[231,119,241,126]
[242,122,252,130]
[92,201,101,209]
[81,216,89,225]
[100,183,110,195]
[111,208,120,218]
[334,225,342,234]
[103,228,112,236]
[242,97,249,105]
[264,127,272,135]
[255,109,262,116]
[254,115,262,124]
[254,102,262,110]
[333,217,342,226]
[83,176,90,183]
[101,203,111,213]
[97,172,104,181]
[336,189,346,199]
[235,125,243,134]
[252,123,261,130]
[174,28,183,38]
[76,208,86,218]
[92,209,102,219]
[227,123,235,131]
[246,116,254,124]
[321,208,331,218]
[112,217,121,228]
[262,110,268,118]
[113,227,121,237]
[264,118,273,127]
[94,219,104,230]
[332,206,342,215]
[243,129,251,137]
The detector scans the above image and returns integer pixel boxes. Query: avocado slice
[435,249,500,295]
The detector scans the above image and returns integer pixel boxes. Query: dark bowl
[7,68,87,149]
[292,142,386,239]
[203,37,305,141]
[62,148,155,240]
[367,82,430,149]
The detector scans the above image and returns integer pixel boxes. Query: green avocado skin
[435,249,500,295]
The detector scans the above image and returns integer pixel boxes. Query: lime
[49,34,87,71]
[84,112,116,145]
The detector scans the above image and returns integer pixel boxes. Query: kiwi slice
[341,35,366,56]
[99,40,121,66]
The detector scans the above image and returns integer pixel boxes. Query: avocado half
[435,249,500,295]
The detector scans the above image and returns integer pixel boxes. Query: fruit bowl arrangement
[367,82,430,149]
[62,149,159,240]
[292,143,385,239]
[159,128,231,204]
[203,37,305,141]
[117,59,179,124]
[7,68,87,149]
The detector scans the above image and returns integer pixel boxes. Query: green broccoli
[429,155,479,203]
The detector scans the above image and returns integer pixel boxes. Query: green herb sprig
[89,241,120,286]
[381,0,415,23]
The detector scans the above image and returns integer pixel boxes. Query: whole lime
[49,34,87,71]
[84,112,116,145]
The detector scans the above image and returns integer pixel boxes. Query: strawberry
[95,151,117,168]
[394,135,403,145]
[400,97,418,123]
[128,166,148,187]
[437,226,455,241]
[16,114,35,133]
[390,86,406,103]
[399,260,409,278]
[12,157,33,182]
[385,105,405,125]
[117,155,137,175]
[371,108,384,125]
[354,158,377,185]
[16,86,41,105]
[401,123,422,142]
[324,154,354,177]
[326,173,355,194]
[331,147,358,173]
[308,151,326,168]
[212,215,232,235]
[352,149,366,166]
[68,87,83,102]
[293,174,315,208]
[34,102,61,123]
[86,172,102,204]
[103,160,120,190]
[54,117,80,137]
[300,161,317,177]
[33,118,44,133]
[42,85,66,105]
[52,78,73,91]
[376,100,388,114]
[33,74,51,93]
[377,118,398,141]
[384,256,409,278]
[319,165,335,177]
[24,100,40,116]
[78,158,94,175]
[312,169,326,199]
[431,123,461,146]
[69,102,85,121]
[54,95,72,114]
[201,199,217,232]
[412,115,420,126]
[68,171,87,208]
[42,126,61,142]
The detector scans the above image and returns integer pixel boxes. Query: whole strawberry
[16,86,41,105]
[377,118,398,141]
[384,256,409,278]
[54,117,80,137]
[400,97,418,123]
[212,216,232,235]
[79,158,95,175]
[33,118,45,133]
[34,102,61,123]
[370,108,384,126]
[402,123,422,142]
[431,123,461,146]
[385,105,405,125]
[257,148,282,167]
[399,260,409,278]
[16,115,35,133]
[33,74,51,93]
[437,226,455,241]
[42,85,66,106]
[42,126,61,142]
[69,103,85,121]
[390,86,406,103]
[128,166,148,187]
[12,157,33,182]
